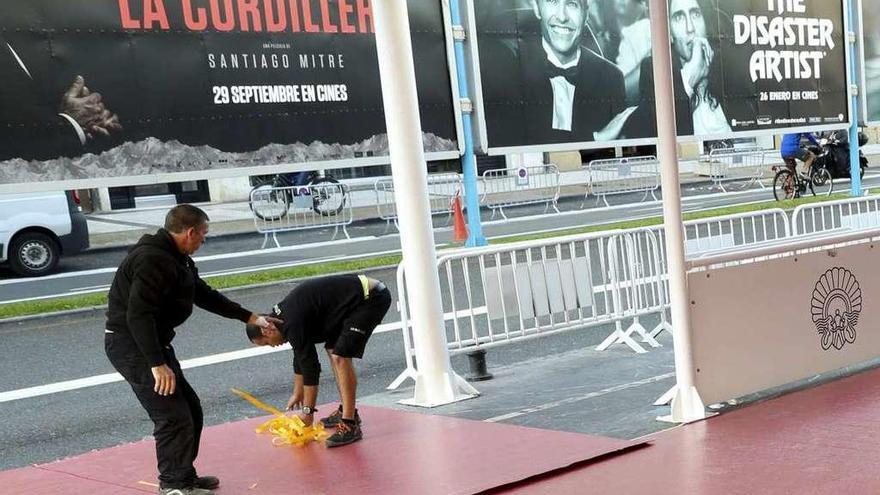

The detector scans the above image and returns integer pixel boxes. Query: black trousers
[105,333,203,489]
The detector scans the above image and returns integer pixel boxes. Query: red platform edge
[3,404,644,495]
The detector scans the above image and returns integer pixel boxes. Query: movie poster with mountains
[0,0,460,187]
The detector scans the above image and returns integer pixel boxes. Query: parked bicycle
[249,170,347,221]
[772,158,834,201]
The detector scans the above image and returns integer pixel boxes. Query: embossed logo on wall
[811,267,862,351]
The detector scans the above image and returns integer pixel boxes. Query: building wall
[208,177,252,203]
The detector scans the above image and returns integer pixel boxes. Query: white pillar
[372,0,477,406]
[97,187,112,212]
[648,0,706,423]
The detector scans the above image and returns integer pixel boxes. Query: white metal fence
[388,208,793,389]
[678,208,791,257]
[250,183,353,248]
[791,196,880,236]
[388,228,659,390]
[699,148,768,192]
[585,156,660,207]
[597,230,667,353]
[480,165,561,219]
[374,173,463,231]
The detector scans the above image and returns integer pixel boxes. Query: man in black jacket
[246,274,392,448]
[105,204,280,495]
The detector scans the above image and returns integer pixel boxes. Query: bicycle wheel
[249,180,290,221]
[773,169,797,201]
[310,177,347,216]
[810,168,834,197]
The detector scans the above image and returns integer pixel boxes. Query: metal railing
[388,226,669,389]
[374,173,463,231]
[699,147,768,192]
[584,156,660,207]
[387,208,794,389]
[791,196,880,236]
[250,183,353,248]
[597,230,667,353]
[480,165,560,220]
[679,208,791,256]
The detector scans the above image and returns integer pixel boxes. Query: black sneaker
[320,406,361,427]
[325,420,362,447]
[193,476,219,490]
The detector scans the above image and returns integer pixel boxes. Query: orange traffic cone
[452,194,469,243]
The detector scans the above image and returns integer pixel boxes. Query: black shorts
[328,284,392,359]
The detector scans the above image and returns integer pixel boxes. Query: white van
[0,191,89,276]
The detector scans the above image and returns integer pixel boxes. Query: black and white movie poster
[0,0,459,185]
[473,0,849,151]
[861,0,880,123]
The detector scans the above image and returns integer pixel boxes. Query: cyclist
[781,132,820,178]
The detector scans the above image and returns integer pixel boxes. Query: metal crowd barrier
[387,208,793,389]
[678,208,791,256]
[596,230,667,353]
[480,165,560,220]
[374,173,463,232]
[584,156,660,207]
[699,147,768,192]
[250,182,353,248]
[388,227,667,389]
[791,196,880,236]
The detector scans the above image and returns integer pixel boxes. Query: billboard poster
[0,0,460,188]
[471,0,850,153]
[860,0,880,124]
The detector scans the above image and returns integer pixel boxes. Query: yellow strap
[231,388,329,447]
[358,274,370,300]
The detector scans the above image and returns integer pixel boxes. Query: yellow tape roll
[232,388,330,447]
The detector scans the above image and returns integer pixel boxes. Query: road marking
[69,285,110,292]
[0,235,384,286]
[0,345,286,403]
[0,307,488,402]
[483,372,675,423]
[0,249,403,304]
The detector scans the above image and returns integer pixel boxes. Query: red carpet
[499,366,880,495]
[1,405,639,494]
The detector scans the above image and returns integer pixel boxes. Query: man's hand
[294,411,314,426]
[151,364,176,396]
[248,313,283,332]
[681,38,713,95]
[285,389,303,411]
[59,75,123,140]
[593,106,638,142]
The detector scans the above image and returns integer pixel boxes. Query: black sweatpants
[105,333,203,489]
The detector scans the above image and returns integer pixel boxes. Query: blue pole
[847,0,863,196]
[449,0,487,247]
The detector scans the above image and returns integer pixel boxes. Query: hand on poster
[680,37,714,96]
[59,75,122,141]
[593,106,638,142]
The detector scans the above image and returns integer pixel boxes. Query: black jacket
[105,229,251,367]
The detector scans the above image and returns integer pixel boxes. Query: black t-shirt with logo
[272,274,366,385]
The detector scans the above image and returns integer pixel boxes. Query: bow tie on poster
[545,62,578,85]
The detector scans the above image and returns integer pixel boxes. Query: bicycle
[772,158,834,201]
[249,170,347,221]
